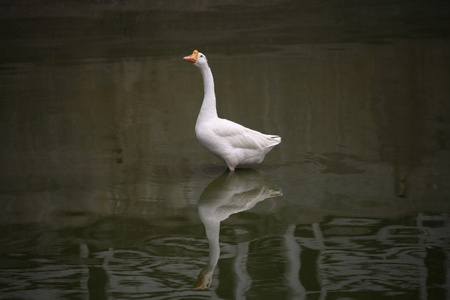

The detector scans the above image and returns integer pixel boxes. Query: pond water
[1,1,450,299]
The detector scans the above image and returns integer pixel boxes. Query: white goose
[195,169,283,289]
[183,50,281,171]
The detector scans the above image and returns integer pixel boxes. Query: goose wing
[212,118,280,150]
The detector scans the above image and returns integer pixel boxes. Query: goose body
[183,50,281,171]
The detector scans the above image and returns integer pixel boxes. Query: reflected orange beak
[183,50,198,63]
[194,274,206,290]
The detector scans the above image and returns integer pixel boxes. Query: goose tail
[266,135,281,147]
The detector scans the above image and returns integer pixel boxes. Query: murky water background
[1,1,450,299]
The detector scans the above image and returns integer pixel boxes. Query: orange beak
[194,274,206,290]
[183,50,198,63]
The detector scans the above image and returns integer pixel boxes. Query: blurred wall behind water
[0,0,449,219]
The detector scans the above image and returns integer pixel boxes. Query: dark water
[1,1,450,299]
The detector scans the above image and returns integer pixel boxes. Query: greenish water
[1,1,450,299]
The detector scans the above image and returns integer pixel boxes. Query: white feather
[184,50,281,171]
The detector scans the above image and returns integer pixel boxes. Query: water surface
[1,1,450,299]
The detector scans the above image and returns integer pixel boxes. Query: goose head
[194,272,213,290]
[183,50,208,67]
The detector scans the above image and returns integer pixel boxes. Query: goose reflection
[195,169,282,290]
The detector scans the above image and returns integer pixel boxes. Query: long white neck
[197,65,218,121]
[203,219,220,273]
